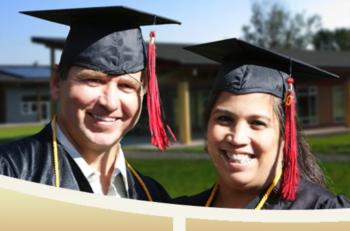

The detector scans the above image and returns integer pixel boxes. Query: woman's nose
[226,123,250,146]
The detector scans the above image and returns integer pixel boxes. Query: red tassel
[282,77,299,201]
[146,31,176,151]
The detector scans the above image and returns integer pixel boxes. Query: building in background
[1,36,349,144]
[0,65,51,124]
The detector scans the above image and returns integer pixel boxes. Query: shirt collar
[55,122,129,194]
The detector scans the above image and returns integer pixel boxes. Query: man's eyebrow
[76,70,107,78]
[126,73,142,83]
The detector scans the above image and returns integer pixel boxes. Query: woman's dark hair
[203,90,326,187]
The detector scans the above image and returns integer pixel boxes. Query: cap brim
[21,6,181,27]
[185,38,339,79]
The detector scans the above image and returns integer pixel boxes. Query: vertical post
[346,80,350,127]
[50,48,56,116]
[50,48,55,69]
[178,80,191,144]
[36,91,42,122]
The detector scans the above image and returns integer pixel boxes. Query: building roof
[32,36,350,68]
[154,42,216,65]
[275,49,350,68]
[0,65,50,81]
[32,36,215,65]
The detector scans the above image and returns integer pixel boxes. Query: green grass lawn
[320,161,350,197]
[307,133,350,154]
[0,124,44,144]
[0,125,349,199]
[129,158,350,199]
[128,159,216,197]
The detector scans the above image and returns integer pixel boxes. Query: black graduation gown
[0,124,170,202]
[173,179,350,209]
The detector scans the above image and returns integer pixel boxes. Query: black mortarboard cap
[21,6,180,75]
[184,38,338,99]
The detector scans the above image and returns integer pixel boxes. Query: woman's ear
[50,65,60,101]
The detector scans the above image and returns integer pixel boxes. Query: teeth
[91,114,116,122]
[223,152,253,164]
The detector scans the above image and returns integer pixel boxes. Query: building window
[20,95,50,116]
[296,86,318,126]
[333,86,345,124]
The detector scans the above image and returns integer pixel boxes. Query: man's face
[51,66,143,153]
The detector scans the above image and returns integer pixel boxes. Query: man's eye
[82,78,104,86]
[118,78,141,93]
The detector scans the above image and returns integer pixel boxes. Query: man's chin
[85,133,122,148]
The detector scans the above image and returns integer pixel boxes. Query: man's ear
[141,70,147,96]
[50,65,60,101]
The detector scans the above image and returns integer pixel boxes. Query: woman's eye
[251,120,267,128]
[216,115,233,124]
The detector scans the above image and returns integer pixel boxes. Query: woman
[174,38,350,209]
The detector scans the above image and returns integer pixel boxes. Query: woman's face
[206,92,283,192]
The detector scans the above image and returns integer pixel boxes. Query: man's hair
[57,64,71,80]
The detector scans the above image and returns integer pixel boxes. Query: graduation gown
[0,124,170,202]
[173,179,350,209]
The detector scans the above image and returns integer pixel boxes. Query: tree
[313,28,350,51]
[242,2,322,49]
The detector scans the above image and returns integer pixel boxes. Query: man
[0,6,180,202]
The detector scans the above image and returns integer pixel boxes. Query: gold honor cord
[205,170,283,210]
[51,115,60,188]
[126,161,153,201]
[255,170,282,209]
[51,117,152,201]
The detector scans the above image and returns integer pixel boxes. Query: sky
[1,0,350,65]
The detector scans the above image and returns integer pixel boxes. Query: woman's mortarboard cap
[184,38,338,98]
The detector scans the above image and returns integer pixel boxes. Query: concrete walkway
[302,126,350,136]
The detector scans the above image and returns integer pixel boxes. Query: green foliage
[313,28,350,51]
[242,1,321,49]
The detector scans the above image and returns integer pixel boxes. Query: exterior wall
[4,86,50,123]
[346,80,350,127]
[318,85,333,126]
[0,90,5,123]
[295,76,348,128]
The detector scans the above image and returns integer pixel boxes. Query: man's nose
[99,83,120,111]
